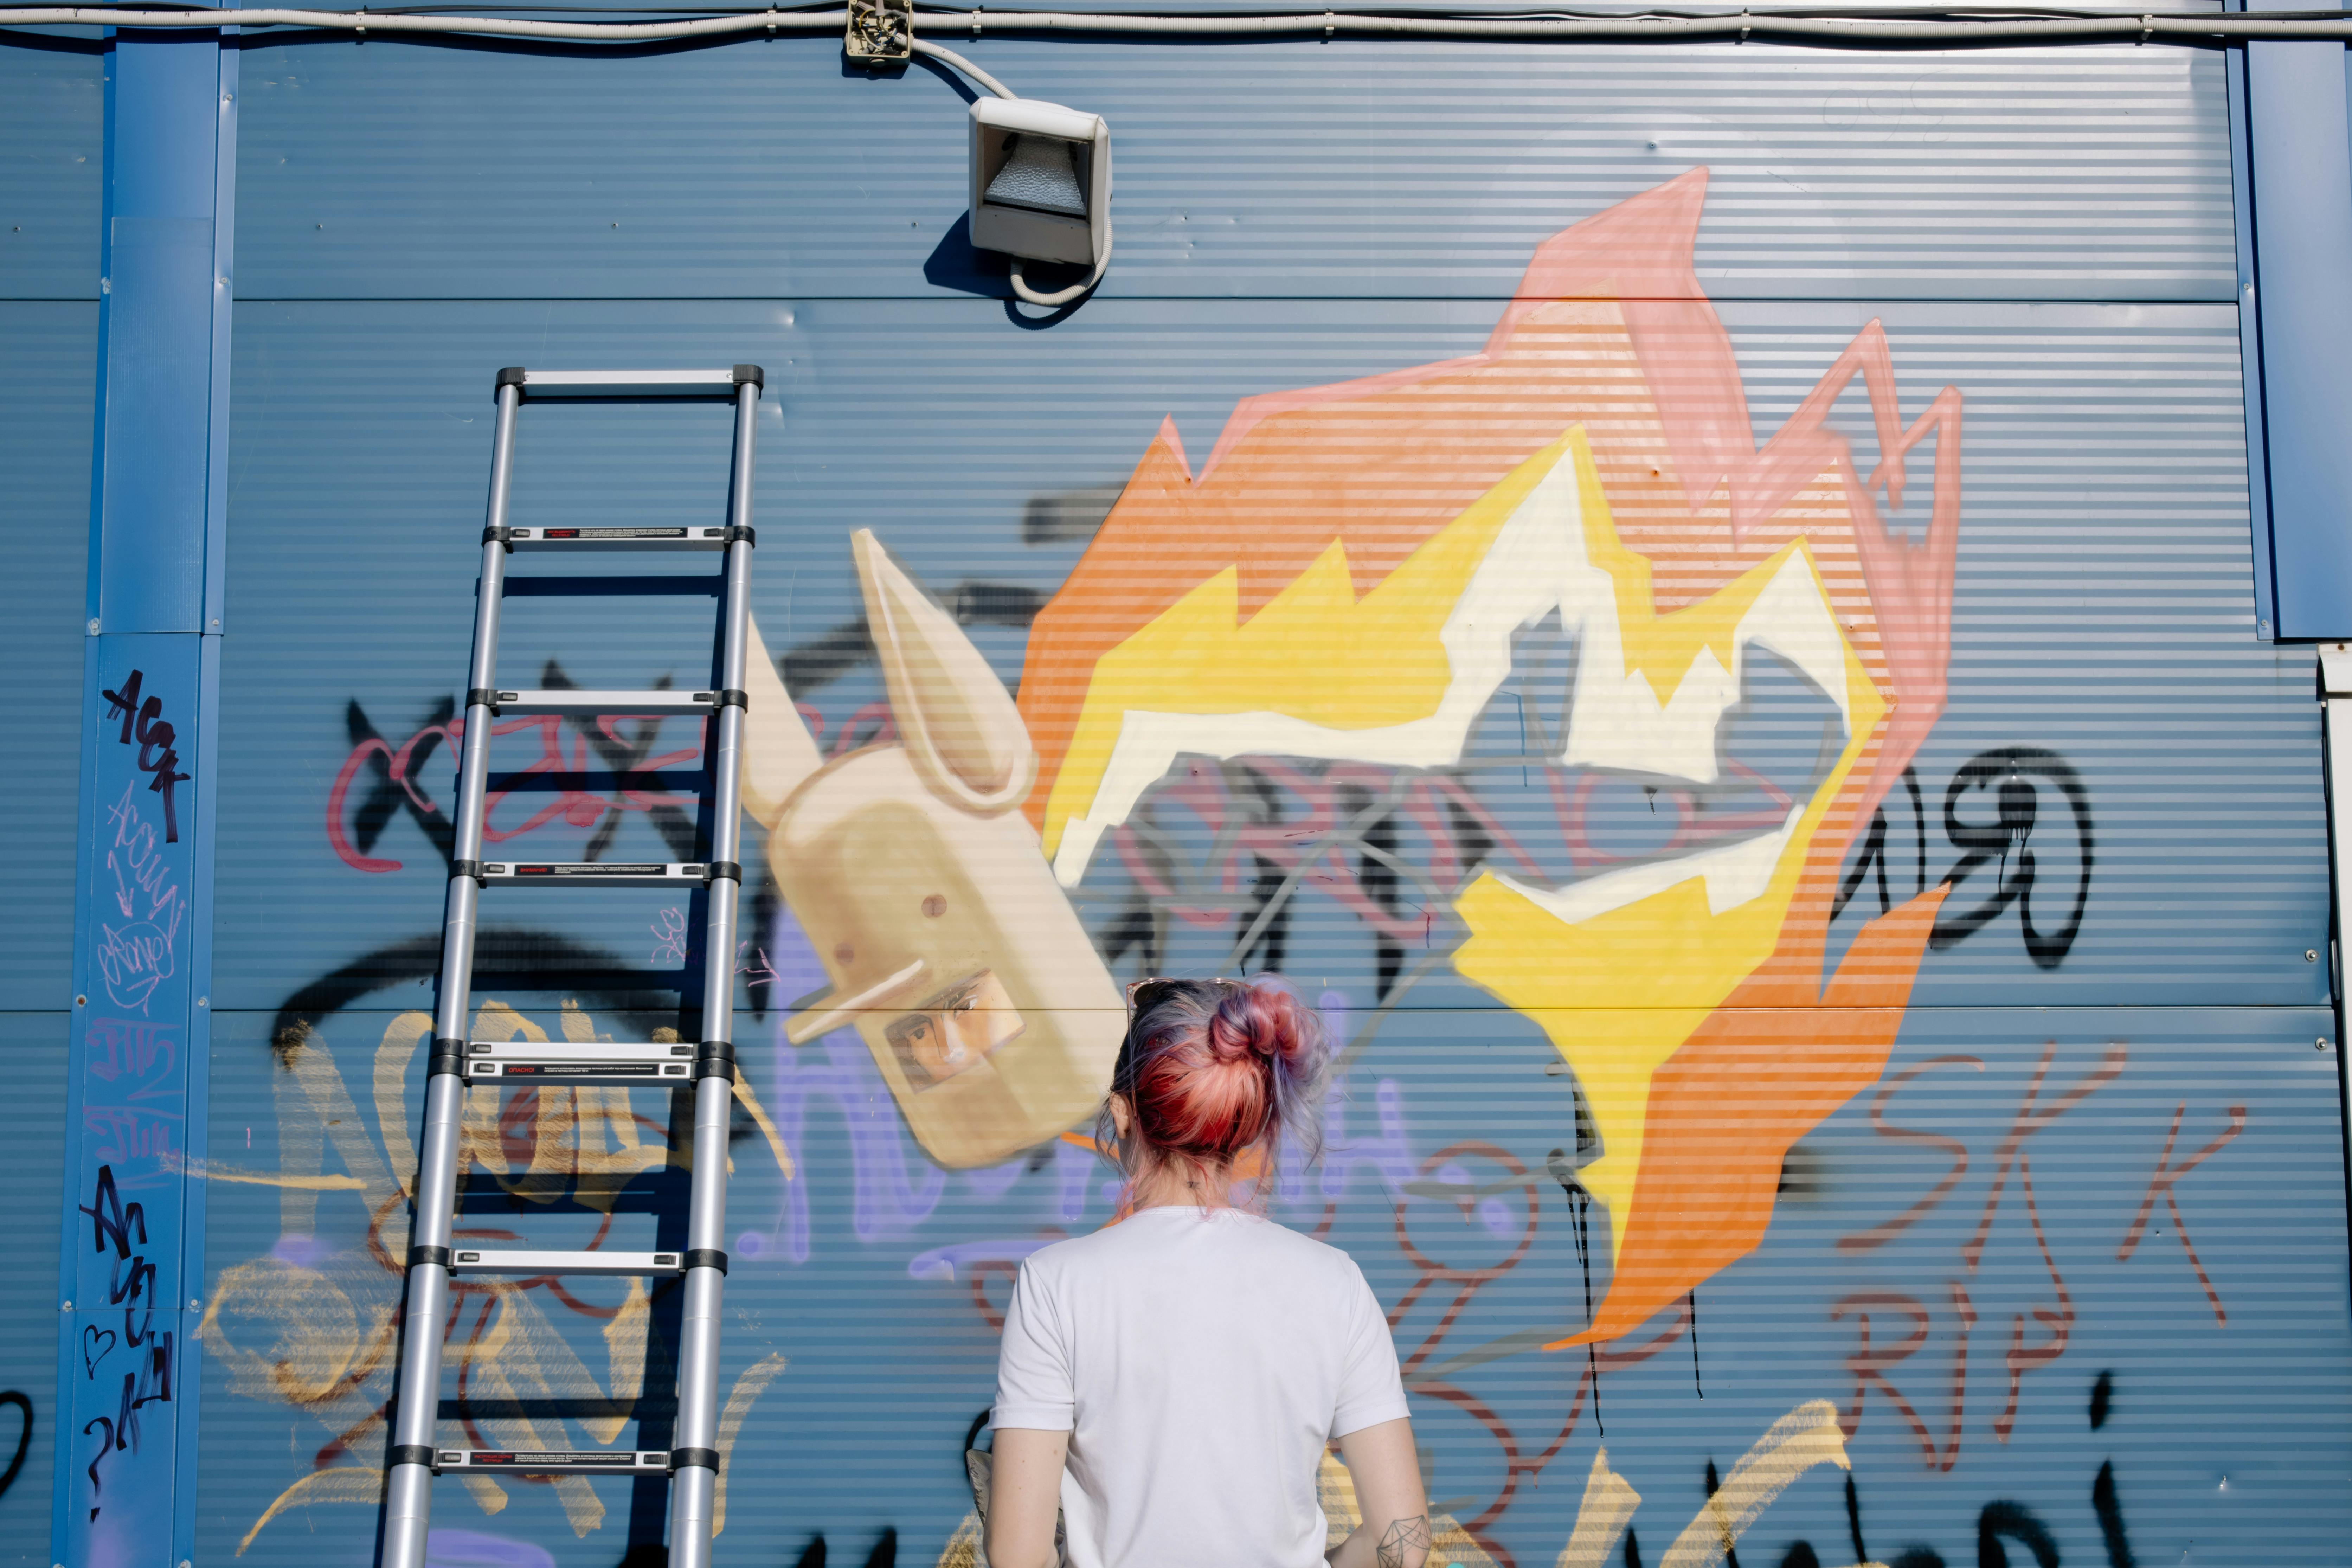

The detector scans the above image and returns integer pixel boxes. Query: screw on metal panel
[60,1301,71,1311]
[197,996,207,1008]
[2308,950,2320,962]
[188,1299,199,1310]
[75,995,86,1006]
[2320,1039,2333,1051]
[86,618,100,635]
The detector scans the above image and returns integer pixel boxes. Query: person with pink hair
[984,978,1430,1568]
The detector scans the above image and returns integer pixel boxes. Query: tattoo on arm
[1378,1516,1432,1568]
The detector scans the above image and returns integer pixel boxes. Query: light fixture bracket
[845,0,912,64]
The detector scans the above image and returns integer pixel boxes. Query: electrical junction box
[969,97,1111,269]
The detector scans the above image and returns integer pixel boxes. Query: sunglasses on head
[1114,977,1247,1086]
[1124,976,1247,1012]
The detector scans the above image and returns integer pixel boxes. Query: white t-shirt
[992,1206,1410,1568]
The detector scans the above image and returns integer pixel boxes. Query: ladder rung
[436,1449,672,1476]
[449,1249,685,1277]
[506,525,733,552]
[490,689,718,718]
[481,862,711,888]
[465,1040,695,1085]
[511,368,746,397]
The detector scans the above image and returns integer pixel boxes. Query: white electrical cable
[904,39,1111,308]
[17,2,2344,312]
[10,5,2352,45]
[909,35,1014,99]
[1008,233,1111,308]
[0,4,846,38]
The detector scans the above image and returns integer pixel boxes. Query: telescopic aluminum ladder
[378,364,765,1568]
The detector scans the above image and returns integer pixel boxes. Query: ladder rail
[383,377,523,1568]
[668,378,761,1568]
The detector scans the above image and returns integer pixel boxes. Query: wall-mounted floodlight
[969,96,1112,306]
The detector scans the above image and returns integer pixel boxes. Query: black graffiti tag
[1930,748,2094,969]
[75,1164,171,1521]
[100,669,191,844]
[0,1391,30,1504]
[1836,748,2094,969]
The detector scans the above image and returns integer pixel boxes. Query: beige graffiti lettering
[193,1005,794,1553]
[1553,1446,1641,1568]
[711,1352,791,1535]
[1659,1400,1871,1568]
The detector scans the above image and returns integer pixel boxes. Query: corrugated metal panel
[13,23,2313,1568]
[199,277,2352,1567]
[0,303,96,1010]
[230,40,2236,302]
[215,296,2321,1011]
[0,40,101,300]
[0,1014,68,1568]
[195,1001,2351,1566]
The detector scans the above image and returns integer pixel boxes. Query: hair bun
[1205,981,1321,1068]
[1204,987,1279,1062]
[1105,973,1329,1173]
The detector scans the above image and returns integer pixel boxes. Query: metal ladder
[379,363,766,1568]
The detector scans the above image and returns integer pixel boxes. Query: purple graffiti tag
[908,1238,1055,1283]
[1055,1139,1098,1223]
[81,1108,181,1170]
[272,1234,329,1268]
[424,1529,559,1568]
[960,1156,1030,1201]
[1316,1077,1414,1203]
[649,905,689,965]
[766,1035,947,1261]
[757,902,950,1258]
[84,1018,177,1090]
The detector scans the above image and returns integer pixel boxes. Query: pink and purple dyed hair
[1098,977,1329,1187]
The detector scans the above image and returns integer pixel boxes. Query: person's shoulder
[1016,1228,1100,1278]
[1014,1219,1149,1286]
[1248,1216,1376,1284]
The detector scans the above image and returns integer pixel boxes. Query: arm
[985,1426,1071,1568]
[1327,1418,1430,1568]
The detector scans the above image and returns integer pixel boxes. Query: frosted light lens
[984,134,1088,219]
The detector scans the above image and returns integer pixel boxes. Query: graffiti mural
[187,167,2352,1568]
[1018,167,1957,1338]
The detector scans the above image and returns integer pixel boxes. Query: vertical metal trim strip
[2323,653,2352,1273]
[172,42,234,1561]
[2245,41,2352,639]
[2223,1,2275,639]
[56,24,233,1566]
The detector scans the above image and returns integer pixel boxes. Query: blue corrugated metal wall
[7,19,2352,1568]
[0,37,102,1561]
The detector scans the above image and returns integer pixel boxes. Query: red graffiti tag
[2117,1101,2247,1325]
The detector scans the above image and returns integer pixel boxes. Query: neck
[1127,1157,1249,1212]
